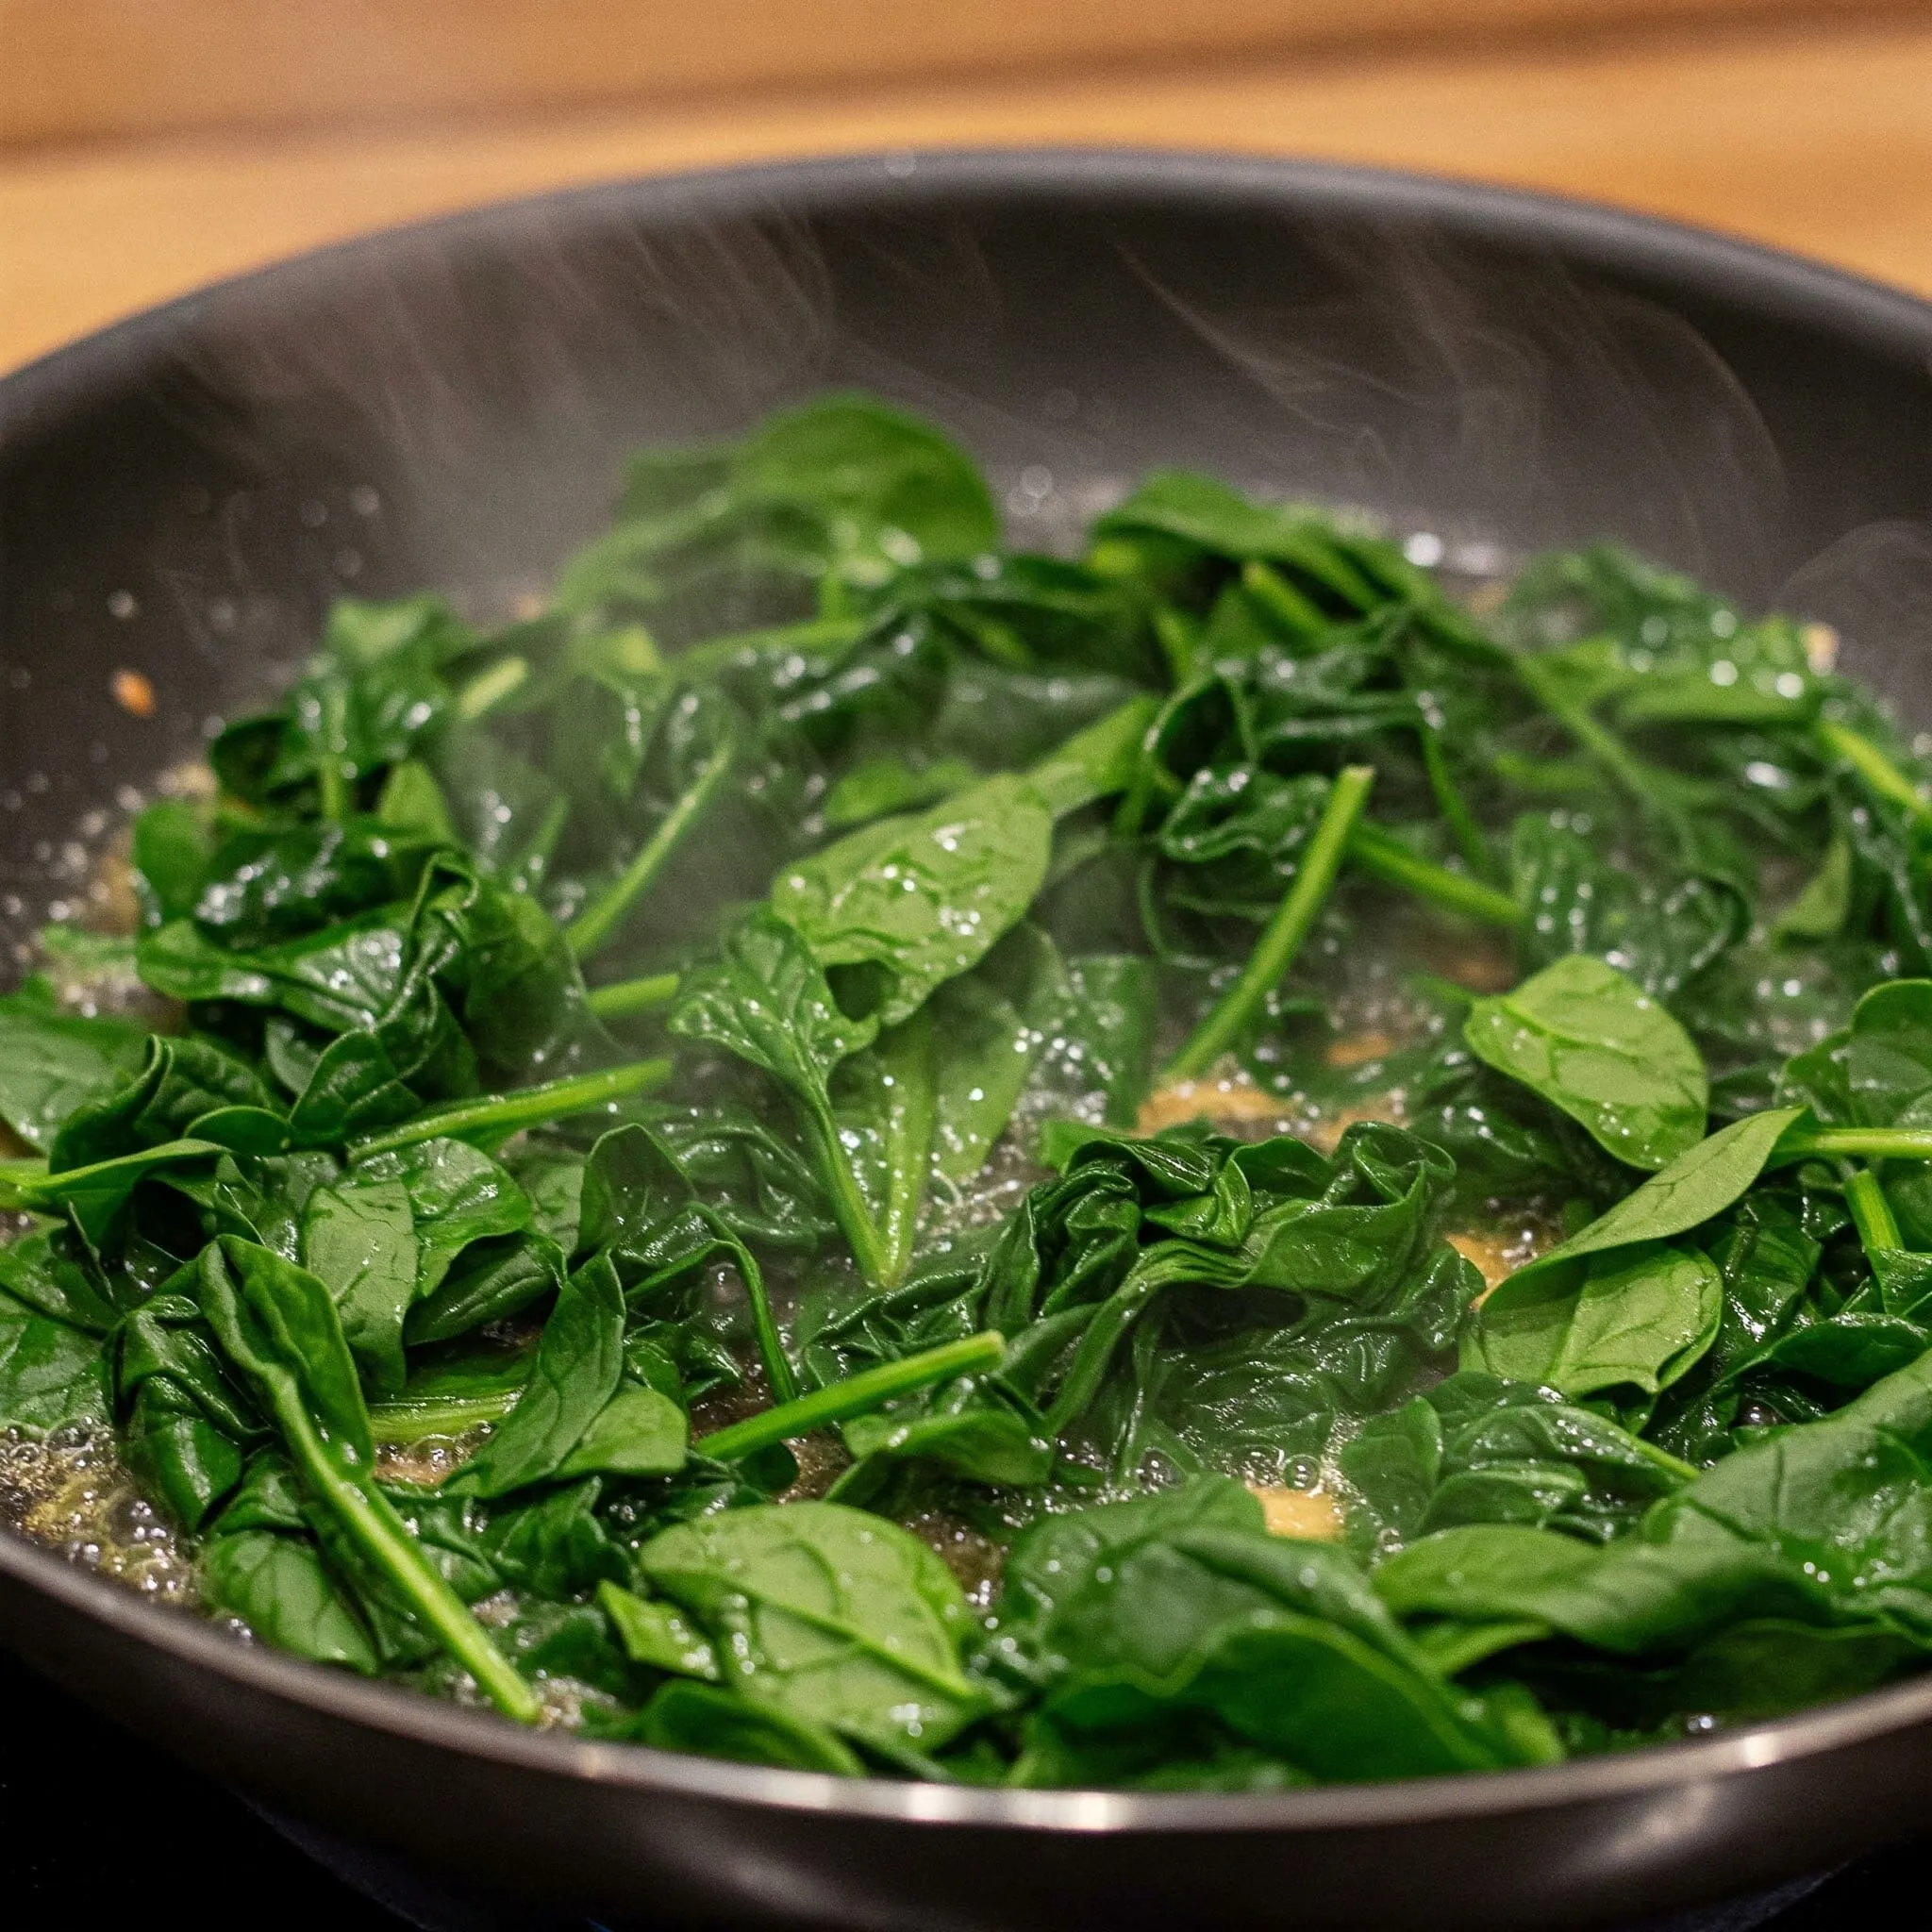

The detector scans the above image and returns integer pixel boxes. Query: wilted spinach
[8,393,1932,1789]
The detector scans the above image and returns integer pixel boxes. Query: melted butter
[0,1428,195,1606]
[1249,1486,1343,1541]
[1449,1222,1556,1299]
[375,1433,486,1487]
[1136,1066,1301,1138]
[1324,1031,1395,1069]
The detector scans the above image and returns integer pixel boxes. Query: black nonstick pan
[5,150,1932,1932]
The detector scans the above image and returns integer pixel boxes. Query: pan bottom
[258,1802,1836,1932]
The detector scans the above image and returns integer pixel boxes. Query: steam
[7,168,1930,969]
[1122,217,1790,597]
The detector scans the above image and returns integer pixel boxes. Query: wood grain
[1,0,1910,145]
[3,14,1929,375]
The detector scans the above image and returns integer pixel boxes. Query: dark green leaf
[640,1501,989,1755]
[0,978,148,1155]
[1462,955,1707,1172]
[447,1255,625,1498]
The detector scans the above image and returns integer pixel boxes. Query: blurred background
[3,0,1930,375]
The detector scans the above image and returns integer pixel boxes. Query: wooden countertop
[3,10,1930,375]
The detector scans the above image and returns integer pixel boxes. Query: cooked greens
[9,391,1932,1784]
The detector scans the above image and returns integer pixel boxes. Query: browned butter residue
[1323,1031,1395,1069]
[1249,1487,1342,1541]
[1446,1230,1520,1293]
[1134,1059,1404,1153]
[1136,1068,1296,1136]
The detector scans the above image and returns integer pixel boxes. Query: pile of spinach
[8,392,1932,1782]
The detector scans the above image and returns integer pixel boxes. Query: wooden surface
[0,0,1904,144]
[3,11,1930,375]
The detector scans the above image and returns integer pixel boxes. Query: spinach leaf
[1466,1111,1802,1394]
[138,905,415,1034]
[990,1477,1547,1781]
[989,930,1157,1127]
[557,393,997,623]
[824,755,979,830]
[555,1382,688,1479]
[52,1034,281,1172]
[1463,955,1708,1172]
[927,975,1033,1185]
[1379,1346,1932,1665]
[771,772,1055,1028]
[401,1235,561,1347]
[0,977,148,1155]
[200,1526,379,1672]
[1508,812,1747,1002]
[447,1254,626,1498]
[1344,1374,1692,1552]
[300,1137,530,1391]
[11,1138,223,1246]
[1464,1241,1724,1400]
[670,911,885,1280]
[635,1681,864,1775]
[639,1501,989,1757]
[597,1580,719,1679]
[1484,1109,1803,1303]
[300,1174,417,1392]
[194,1237,539,1720]
[0,1279,111,1435]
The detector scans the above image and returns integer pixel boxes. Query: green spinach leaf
[1463,955,1708,1171]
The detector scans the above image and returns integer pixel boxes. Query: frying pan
[4,151,1932,1932]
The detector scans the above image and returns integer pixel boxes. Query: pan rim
[3,145,1928,424]
[5,143,1932,1839]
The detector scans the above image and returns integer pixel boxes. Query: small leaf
[556,1383,689,1479]
[1774,834,1852,941]
[0,981,147,1156]
[201,1529,378,1673]
[1468,1241,1723,1399]
[448,1256,626,1498]
[597,1580,719,1679]
[1464,955,1707,1171]
[770,773,1054,1027]
[640,1501,988,1755]
[1493,1108,1802,1300]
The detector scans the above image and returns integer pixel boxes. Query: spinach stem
[279,1390,541,1722]
[1418,724,1497,881]
[1241,559,1329,644]
[1161,765,1376,1081]
[1776,1127,1932,1164]
[674,615,865,680]
[1347,823,1523,927]
[802,1104,894,1288]
[1842,1165,1904,1258]
[456,655,529,723]
[1111,680,1199,837]
[721,1229,799,1406]
[0,1157,48,1208]
[567,740,736,958]
[586,971,681,1021]
[350,1057,671,1157]
[318,683,353,824]
[1818,719,1932,828]
[1150,608,1199,689]
[694,1331,1007,1461]
[1514,654,1651,803]
[368,1391,525,1445]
